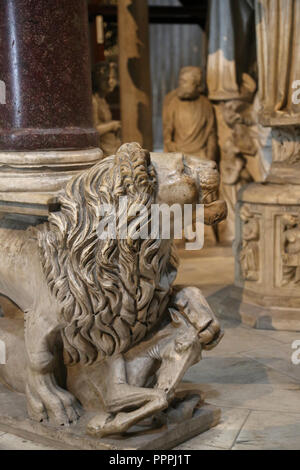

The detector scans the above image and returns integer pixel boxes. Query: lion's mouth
[201,187,227,226]
[203,199,227,225]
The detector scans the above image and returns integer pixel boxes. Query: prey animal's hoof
[87,411,118,437]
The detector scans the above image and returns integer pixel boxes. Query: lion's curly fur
[38,143,178,365]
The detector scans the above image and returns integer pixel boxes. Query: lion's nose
[204,199,227,225]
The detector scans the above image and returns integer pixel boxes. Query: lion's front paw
[26,371,82,426]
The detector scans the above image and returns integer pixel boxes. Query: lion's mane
[38,143,178,365]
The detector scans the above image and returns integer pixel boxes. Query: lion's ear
[169,308,189,327]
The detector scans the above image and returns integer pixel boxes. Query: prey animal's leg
[151,286,223,416]
[87,286,223,439]
[87,355,168,437]
[88,317,200,438]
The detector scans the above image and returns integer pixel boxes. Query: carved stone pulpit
[234,0,300,330]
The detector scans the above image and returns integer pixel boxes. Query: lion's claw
[26,372,82,426]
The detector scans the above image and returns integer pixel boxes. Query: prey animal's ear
[169,308,189,328]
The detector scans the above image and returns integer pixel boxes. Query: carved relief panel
[276,211,300,288]
[237,203,262,283]
[236,185,300,309]
[272,127,300,165]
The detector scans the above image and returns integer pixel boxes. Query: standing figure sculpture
[92,62,122,157]
[281,214,300,286]
[163,67,218,161]
[239,205,260,282]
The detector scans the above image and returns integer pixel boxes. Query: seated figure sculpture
[0,143,227,438]
[163,66,218,161]
[92,62,122,157]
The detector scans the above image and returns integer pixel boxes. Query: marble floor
[1,245,300,450]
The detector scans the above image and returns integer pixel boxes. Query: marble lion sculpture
[0,143,227,437]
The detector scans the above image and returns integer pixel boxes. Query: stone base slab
[209,285,300,331]
[0,384,220,450]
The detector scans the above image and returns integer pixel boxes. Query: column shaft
[0,0,98,151]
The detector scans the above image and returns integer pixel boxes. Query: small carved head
[177,66,204,100]
[92,62,118,96]
[282,213,299,229]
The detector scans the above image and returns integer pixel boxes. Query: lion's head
[38,143,226,366]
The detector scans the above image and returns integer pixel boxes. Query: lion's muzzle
[204,199,227,225]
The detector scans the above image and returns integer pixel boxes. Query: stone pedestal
[0,0,102,215]
[233,181,300,330]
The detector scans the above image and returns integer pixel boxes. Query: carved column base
[0,148,102,216]
[229,182,300,331]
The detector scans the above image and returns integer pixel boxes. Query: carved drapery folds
[272,127,300,164]
[255,0,300,126]
[207,0,256,101]
[268,126,300,185]
[118,0,153,150]
[206,0,271,243]
[254,1,300,184]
